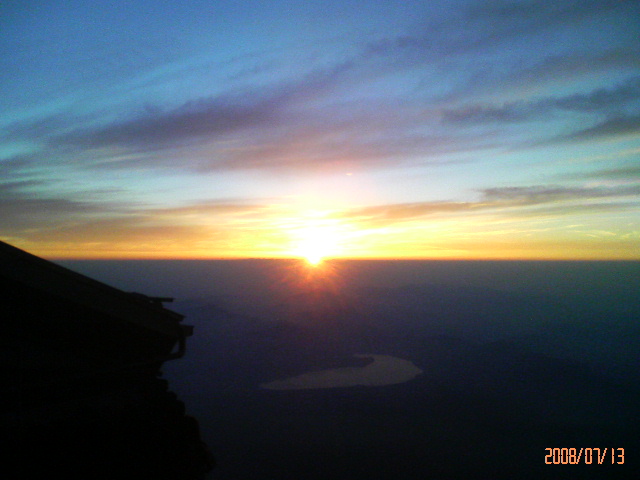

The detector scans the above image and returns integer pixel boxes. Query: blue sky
[1,0,639,259]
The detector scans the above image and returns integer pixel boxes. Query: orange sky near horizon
[6,201,637,261]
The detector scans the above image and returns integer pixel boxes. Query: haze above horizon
[1,1,639,260]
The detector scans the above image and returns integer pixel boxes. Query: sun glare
[304,251,323,266]
[292,222,343,266]
[299,241,327,266]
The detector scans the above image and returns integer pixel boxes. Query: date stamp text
[545,448,624,465]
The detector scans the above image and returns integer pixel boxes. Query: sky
[1,0,639,260]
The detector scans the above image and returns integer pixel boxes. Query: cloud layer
[1,0,638,258]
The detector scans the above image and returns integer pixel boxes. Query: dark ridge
[1,240,213,478]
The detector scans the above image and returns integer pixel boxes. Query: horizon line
[52,255,640,262]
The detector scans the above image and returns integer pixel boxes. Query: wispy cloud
[442,77,640,125]
[336,184,640,227]
[1,0,636,178]
[481,184,640,205]
[0,180,126,232]
[52,94,283,150]
[571,164,640,181]
[560,114,640,143]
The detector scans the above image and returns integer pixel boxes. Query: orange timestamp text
[545,448,624,465]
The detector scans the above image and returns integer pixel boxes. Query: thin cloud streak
[336,184,640,227]
[442,77,640,125]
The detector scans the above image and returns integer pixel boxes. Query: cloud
[62,9,636,170]
[340,201,479,224]
[0,181,122,232]
[3,179,637,258]
[560,114,640,142]
[574,164,640,181]
[439,76,640,153]
[0,180,44,195]
[336,184,640,227]
[480,184,640,205]
[1,112,76,144]
[442,77,640,126]
[149,201,270,217]
[41,93,464,173]
[53,95,280,149]
[442,103,531,125]
[462,0,628,33]
[0,187,281,256]
[551,77,640,112]
[21,216,197,244]
[2,0,637,180]
[362,0,639,85]
[50,57,360,149]
[41,51,537,174]
[364,0,634,60]
[0,154,35,175]
[523,48,640,82]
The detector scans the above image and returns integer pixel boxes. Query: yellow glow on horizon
[21,239,640,261]
[7,201,638,261]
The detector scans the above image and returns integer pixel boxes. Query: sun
[292,223,342,266]
[304,253,323,266]
[298,238,328,266]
